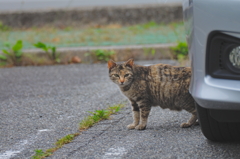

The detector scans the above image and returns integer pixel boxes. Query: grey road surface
[0,0,181,12]
[0,60,240,159]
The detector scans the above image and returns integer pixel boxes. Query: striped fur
[108,59,197,130]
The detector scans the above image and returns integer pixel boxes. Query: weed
[151,49,156,56]
[0,54,7,60]
[1,40,23,66]
[94,49,115,62]
[79,116,95,130]
[79,104,124,130]
[88,110,110,120]
[0,61,7,67]
[63,27,72,31]
[0,21,10,31]
[85,49,115,63]
[32,149,51,159]
[55,133,78,148]
[143,48,156,56]
[0,54,7,67]
[31,104,124,159]
[45,147,57,154]
[79,110,110,130]
[108,104,125,114]
[31,133,79,159]
[141,21,158,29]
[33,42,60,63]
[171,42,188,60]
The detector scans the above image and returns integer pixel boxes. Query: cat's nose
[120,79,124,84]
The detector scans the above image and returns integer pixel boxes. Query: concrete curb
[0,4,182,28]
[22,43,176,63]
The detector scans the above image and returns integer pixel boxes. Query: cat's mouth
[119,83,126,86]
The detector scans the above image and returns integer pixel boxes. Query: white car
[183,0,240,141]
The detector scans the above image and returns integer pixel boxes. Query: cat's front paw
[194,121,199,126]
[180,122,192,128]
[127,124,137,129]
[135,124,146,130]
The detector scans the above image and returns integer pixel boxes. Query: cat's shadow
[146,123,200,131]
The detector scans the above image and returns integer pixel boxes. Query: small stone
[71,56,81,63]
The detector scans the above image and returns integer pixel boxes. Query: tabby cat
[108,59,197,130]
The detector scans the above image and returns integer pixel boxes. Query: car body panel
[182,0,240,110]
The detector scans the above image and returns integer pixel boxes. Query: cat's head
[108,59,134,87]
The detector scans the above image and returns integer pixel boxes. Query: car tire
[196,103,240,141]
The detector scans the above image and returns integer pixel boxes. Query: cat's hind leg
[180,112,198,128]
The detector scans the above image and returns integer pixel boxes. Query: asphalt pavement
[0,60,240,159]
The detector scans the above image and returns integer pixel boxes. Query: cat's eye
[113,74,119,77]
[124,74,130,77]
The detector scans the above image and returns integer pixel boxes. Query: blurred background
[0,0,181,12]
[0,0,187,66]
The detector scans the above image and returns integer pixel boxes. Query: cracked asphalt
[0,60,240,159]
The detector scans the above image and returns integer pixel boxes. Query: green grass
[0,22,184,50]
[31,104,125,159]
[33,42,60,63]
[32,149,49,159]
[32,133,80,159]
[170,41,188,60]
[79,104,124,130]
[0,21,10,31]
[85,49,115,63]
[1,40,23,66]
[55,134,77,147]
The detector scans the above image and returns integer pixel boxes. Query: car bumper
[191,75,240,110]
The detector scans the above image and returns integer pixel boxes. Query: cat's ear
[108,60,117,70]
[125,58,134,68]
